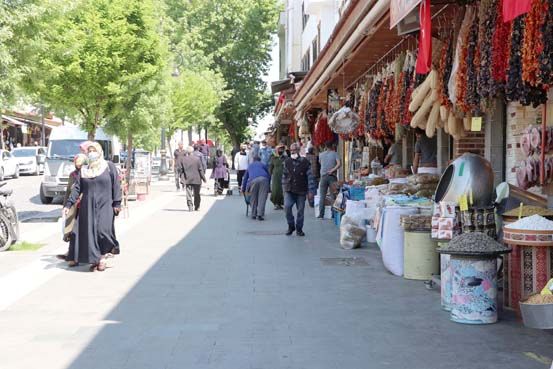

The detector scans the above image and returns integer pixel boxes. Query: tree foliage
[167,0,280,146]
[21,0,167,139]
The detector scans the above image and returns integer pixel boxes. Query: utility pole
[41,105,46,147]
[159,127,168,180]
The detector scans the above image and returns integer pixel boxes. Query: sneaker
[252,215,257,220]
[257,216,264,221]
[285,226,295,236]
[316,215,324,219]
[296,230,305,237]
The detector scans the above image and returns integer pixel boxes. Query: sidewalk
[0,184,552,369]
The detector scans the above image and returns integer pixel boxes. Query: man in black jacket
[178,146,206,211]
[282,143,314,236]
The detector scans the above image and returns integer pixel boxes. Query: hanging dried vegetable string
[466,9,481,115]
[506,16,525,102]
[477,0,497,101]
[491,0,511,96]
[538,0,553,87]
[313,112,334,146]
[437,35,453,108]
[522,0,547,87]
[401,55,416,126]
[384,72,396,136]
[356,82,368,137]
[455,5,476,114]
[366,79,382,135]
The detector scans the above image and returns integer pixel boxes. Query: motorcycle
[0,182,19,251]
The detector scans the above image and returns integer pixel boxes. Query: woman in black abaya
[64,142,121,271]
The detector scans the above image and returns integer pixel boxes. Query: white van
[40,126,112,204]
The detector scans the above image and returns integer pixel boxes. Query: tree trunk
[187,128,193,146]
[87,126,96,141]
[205,127,208,141]
[126,133,133,183]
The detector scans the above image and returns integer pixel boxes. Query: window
[312,39,318,62]
[301,51,311,72]
[302,2,309,30]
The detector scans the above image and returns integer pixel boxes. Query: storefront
[288,0,553,326]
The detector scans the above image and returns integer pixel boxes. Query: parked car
[11,146,47,176]
[0,150,19,181]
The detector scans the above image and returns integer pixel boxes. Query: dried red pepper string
[522,0,547,87]
[491,0,512,91]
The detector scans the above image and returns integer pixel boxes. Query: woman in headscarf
[64,142,121,271]
[210,149,229,196]
[269,145,285,210]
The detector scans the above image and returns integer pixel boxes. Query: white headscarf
[80,142,108,179]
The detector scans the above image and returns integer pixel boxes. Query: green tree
[167,0,280,147]
[170,66,225,144]
[21,0,167,139]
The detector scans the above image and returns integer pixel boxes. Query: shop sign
[390,0,422,29]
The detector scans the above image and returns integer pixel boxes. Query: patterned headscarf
[81,142,108,179]
[79,141,93,153]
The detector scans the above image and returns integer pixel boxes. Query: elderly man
[282,143,314,236]
[173,142,187,191]
[259,140,273,166]
[179,146,206,211]
[241,156,271,221]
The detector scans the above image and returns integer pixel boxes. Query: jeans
[318,174,337,217]
[285,192,306,231]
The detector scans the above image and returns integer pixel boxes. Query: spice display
[505,214,553,230]
[524,294,553,304]
[504,206,553,217]
[439,232,510,255]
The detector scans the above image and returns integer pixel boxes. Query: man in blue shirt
[259,140,274,166]
[241,156,271,221]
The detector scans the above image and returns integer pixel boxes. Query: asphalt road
[3,174,62,222]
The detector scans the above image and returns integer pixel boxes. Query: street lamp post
[159,126,169,180]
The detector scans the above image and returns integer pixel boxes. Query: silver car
[11,147,46,176]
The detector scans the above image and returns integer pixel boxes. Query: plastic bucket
[403,232,439,280]
[366,226,377,243]
[520,299,553,329]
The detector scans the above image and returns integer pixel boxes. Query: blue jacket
[242,161,271,192]
[259,147,274,166]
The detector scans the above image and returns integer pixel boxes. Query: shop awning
[2,115,26,127]
[271,71,308,94]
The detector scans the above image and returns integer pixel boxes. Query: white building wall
[302,0,340,66]
[284,0,303,74]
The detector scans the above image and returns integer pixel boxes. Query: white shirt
[234,152,249,171]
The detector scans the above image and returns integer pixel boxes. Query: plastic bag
[339,214,366,249]
[328,106,360,134]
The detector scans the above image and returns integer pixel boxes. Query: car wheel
[40,184,53,204]
[13,166,19,179]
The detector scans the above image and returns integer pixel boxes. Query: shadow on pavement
[61,195,553,369]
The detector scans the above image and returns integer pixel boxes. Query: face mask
[261,144,267,148]
[88,152,100,162]
[291,153,298,159]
